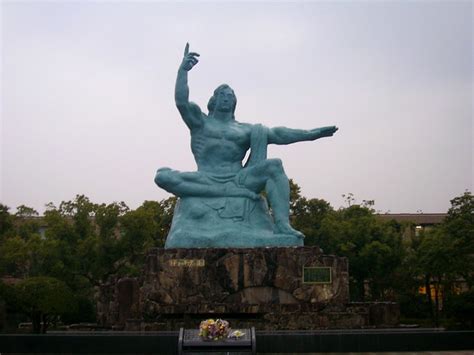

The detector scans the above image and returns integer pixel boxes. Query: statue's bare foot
[274,221,304,239]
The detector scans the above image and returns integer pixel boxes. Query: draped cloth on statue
[164,124,303,248]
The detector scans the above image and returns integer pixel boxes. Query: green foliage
[0,203,14,237]
[2,195,232,331]
[288,179,302,211]
[61,295,96,324]
[290,185,404,301]
[75,200,129,285]
[15,205,39,218]
[15,276,77,333]
[292,197,333,247]
[401,190,474,327]
[318,204,403,301]
[59,195,95,239]
[398,292,432,319]
[1,187,472,330]
[417,229,459,282]
[122,200,165,251]
[0,280,16,306]
[420,191,474,285]
[443,191,474,286]
[445,289,474,329]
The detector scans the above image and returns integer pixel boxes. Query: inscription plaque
[303,266,332,284]
[169,259,205,267]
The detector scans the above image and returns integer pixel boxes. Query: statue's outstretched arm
[175,43,203,130]
[267,126,338,145]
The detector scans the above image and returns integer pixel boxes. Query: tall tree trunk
[31,311,41,334]
[41,313,48,333]
[425,274,434,322]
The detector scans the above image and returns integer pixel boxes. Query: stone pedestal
[97,247,399,330]
[165,196,303,248]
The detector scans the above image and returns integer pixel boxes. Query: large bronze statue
[155,44,338,248]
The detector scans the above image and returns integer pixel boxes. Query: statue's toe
[274,222,305,239]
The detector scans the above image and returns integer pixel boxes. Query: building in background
[377,213,447,238]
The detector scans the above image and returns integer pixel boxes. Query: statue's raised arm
[175,43,203,130]
[267,125,338,145]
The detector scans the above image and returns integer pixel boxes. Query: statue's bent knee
[154,168,177,191]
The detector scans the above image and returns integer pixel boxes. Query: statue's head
[208,84,237,117]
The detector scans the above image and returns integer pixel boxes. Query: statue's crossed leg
[155,158,304,239]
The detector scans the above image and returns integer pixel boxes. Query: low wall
[2,329,473,353]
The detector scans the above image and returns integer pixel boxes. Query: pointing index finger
[184,43,189,55]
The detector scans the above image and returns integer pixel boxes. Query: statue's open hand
[312,126,338,138]
[180,43,200,71]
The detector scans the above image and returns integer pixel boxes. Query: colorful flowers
[199,318,230,341]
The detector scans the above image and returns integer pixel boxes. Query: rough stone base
[97,247,399,330]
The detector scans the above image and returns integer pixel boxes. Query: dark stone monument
[96,44,399,330]
[97,247,398,330]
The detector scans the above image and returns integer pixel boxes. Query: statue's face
[215,87,236,113]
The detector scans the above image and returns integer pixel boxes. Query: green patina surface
[155,44,338,248]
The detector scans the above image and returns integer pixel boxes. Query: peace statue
[155,44,338,248]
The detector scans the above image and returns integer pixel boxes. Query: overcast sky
[1,1,472,215]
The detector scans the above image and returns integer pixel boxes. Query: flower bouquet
[198,318,230,341]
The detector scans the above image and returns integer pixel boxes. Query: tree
[58,195,96,240]
[41,205,80,284]
[292,197,333,248]
[15,205,39,218]
[13,205,42,241]
[0,204,48,278]
[288,179,333,247]
[291,188,405,301]
[15,276,76,333]
[416,228,458,326]
[443,191,474,287]
[414,191,474,326]
[39,196,176,289]
[0,204,13,237]
[0,235,29,276]
[119,198,176,273]
[76,201,128,286]
[318,203,404,301]
[446,288,474,329]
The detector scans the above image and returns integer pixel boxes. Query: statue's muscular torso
[190,115,253,175]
